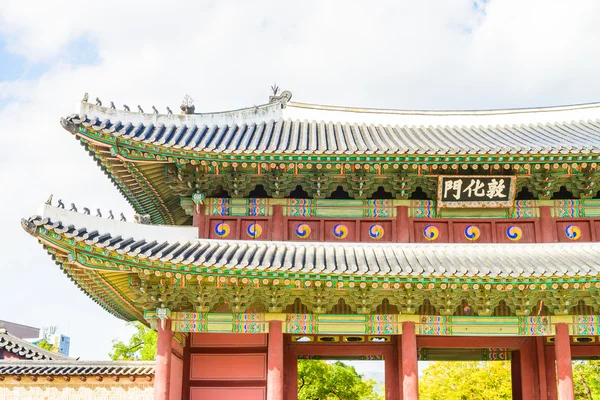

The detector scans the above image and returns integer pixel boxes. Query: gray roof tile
[24,213,600,279]
[0,330,70,361]
[0,360,154,376]
[62,108,600,155]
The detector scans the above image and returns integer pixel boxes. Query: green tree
[419,361,512,400]
[35,338,54,351]
[574,361,600,400]
[298,360,383,400]
[109,322,157,360]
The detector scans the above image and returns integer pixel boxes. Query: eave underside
[23,212,600,321]
[62,117,600,224]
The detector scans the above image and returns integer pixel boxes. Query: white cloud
[1,0,600,360]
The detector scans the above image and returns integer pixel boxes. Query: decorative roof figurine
[180,95,195,114]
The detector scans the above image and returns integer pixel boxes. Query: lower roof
[24,207,600,279]
[0,329,69,361]
[0,360,154,376]
[23,205,600,321]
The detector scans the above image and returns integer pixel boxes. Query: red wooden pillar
[520,339,540,400]
[385,338,401,400]
[511,351,522,400]
[545,348,558,400]
[396,206,410,242]
[401,322,418,399]
[268,320,284,400]
[284,344,298,400]
[539,206,555,243]
[272,205,284,241]
[193,204,206,238]
[536,337,548,400]
[154,318,172,400]
[555,323,574,400]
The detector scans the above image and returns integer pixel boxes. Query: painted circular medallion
[246,222,262,239]
[215,222,230,238]
[506,226,523,241]
[369,224,384,240]
[464,225,480,241]
[423,225,439,241]
[565,224,581,241]
[333,224,348,239]
[296,223,311,239]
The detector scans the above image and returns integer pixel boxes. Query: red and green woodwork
[25,96,600,399]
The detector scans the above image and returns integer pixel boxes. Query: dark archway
[328,186,353,200]
[247,184,271,198]
[551,186,575,200]
[408,187,431,200]
[515,187,535,200]
[209,186,230,198]
[287,185,312,199]
[369,186,393,200]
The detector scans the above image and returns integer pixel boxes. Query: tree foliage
[298,360,383,400]
[574,361,600,400]
[35,338,54,351]
[419,361,512,400]
[109,322,157,361]
[420,360,600,400]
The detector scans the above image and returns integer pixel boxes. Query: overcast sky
[1,0,599,379]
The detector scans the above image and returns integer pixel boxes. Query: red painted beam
[290,344,392,357]
[401,322,418,400]
[272,205,284,241]
[417,336,526,349]
[193,204,206,238]
[539,206,555,243]
[555,324,574,400]
[396,206,409,242]
[154,319,172,400]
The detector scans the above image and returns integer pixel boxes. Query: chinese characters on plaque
[437,176,516,208]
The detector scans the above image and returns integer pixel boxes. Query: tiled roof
[24,210,600,279]
[62,99,600,156]
[0,360,154,376]
[0,329,70,361]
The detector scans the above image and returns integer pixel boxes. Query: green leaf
[109,322,157,361]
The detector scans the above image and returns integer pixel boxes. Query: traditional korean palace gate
[22,90,600,399]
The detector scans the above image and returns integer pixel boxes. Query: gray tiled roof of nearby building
[0,360,154,376]
[24,211,600,279]
[61,99,600,156]
[0,329,70,361]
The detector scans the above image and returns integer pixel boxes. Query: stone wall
[0,377,153,399]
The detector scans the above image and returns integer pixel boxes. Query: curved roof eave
[67,97,600,158]
[23,206,600,280]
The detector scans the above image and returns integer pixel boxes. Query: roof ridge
[287,100,600,116]
[0,330,71,361]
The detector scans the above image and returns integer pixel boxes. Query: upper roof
[65,93,600,156]
[0,329,69,361]
[0,360,154,376]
